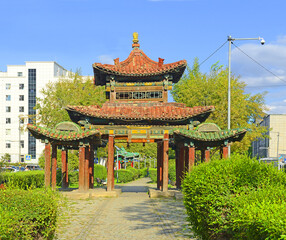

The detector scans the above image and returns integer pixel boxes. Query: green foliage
[182,154,286,240]
[35,72,106,128]
[149,168,157,183]
[139,168,148,177]
[0,154,10,167]
[168,158,176,184]
[2,171,45,190]
[172,59,268,152]
[114,169,134,183]
[0,189,59,239]
[94,164,107,180]
[126,166,140,179]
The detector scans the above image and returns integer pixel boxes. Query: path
[55,178,195,240]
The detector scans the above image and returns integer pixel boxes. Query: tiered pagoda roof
[66,102,215,125]
[93,33,187,85]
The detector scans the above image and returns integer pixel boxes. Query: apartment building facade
[0,62,69,164]
[252,114,286,159]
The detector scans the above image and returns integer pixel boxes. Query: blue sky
[1,0,286,113]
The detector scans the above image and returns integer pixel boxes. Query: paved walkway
[55,178,195,240]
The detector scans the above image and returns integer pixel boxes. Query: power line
[197,40,228,68]
[232,42,286,85]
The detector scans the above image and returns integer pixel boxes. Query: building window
[19,118,24,124]
[6,95,11,101]
[19,84,24,90]
[19,106,24,112]
[18,72,23,77]
[6,142,11,148]
[19,95,24,101]
[116,91,163,100]
[5,129,11,135]
[6,106,11,112]
[20,140,24,148]
[28,69,36,159]
[6,83,11,90]
[21,155,24,162]
[6,118,11,124]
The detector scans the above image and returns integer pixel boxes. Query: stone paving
[55,178,196,240]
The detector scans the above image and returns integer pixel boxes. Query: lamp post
[227,36,265,156]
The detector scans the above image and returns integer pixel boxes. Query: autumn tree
[172,59,268,153]
[35,71,106,128]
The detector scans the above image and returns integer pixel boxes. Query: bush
[94,164,107,180]
[168,158,176,184]
[182,154,286,240]
[2,171,45,190]
[69,170,79,185]
[139,168,148,177]
[114,169,134,183]
[149,168,157,182]
[0,189,60,239]
[126,166,140,179]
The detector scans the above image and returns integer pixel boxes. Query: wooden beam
[89,144,95,189]
[84,146,90,191]
[157,141,163,190]
[187,146,195,171]
[223,146,228,159]
[205,149,210,162]
[51,144,57,190]
[107,135,115,191]
[79,146,85,191]
[61,148,68,189]
[44,143,51,187]
[176,144,185,189]
[162,132,169,192]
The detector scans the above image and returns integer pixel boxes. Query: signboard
[278,154,286,163]
[25,155,31,161]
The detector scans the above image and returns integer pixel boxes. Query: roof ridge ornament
[132,32,140,49]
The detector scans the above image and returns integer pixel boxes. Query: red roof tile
[93,48,187,77]
[66,102,215,121]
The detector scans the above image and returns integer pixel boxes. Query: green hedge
[0,189,59,239]
[126,166,140,179]
[114,169,134,183]
[1,171,45,190]
[182,154,286,240]
[94,164,107,180]
[139,168,148,177]
[149,168,157,182]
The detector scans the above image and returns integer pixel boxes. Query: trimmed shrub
[94,164,107,180]
[126,166,139,179]
[114,169,134,183]
[68,170,79,185]
[182,154,286,240]
[139,167,148,177]
[2,170,45,189]
[149,168,157,182]
[0,189,60,239]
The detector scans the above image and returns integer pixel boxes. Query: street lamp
[227,36,265,156]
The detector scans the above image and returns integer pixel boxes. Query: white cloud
[97,55,114,65]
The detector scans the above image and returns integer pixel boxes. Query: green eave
[173,128,247,142]
[27,124,100,142]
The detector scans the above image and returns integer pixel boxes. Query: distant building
[252,114,286,159]
[0,61,70,164]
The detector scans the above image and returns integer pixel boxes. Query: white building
[252,114,286,159]
[0,61,70,164]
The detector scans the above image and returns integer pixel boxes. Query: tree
[35,71,106,128]
[0,154,10,167]
[172,59,268,153]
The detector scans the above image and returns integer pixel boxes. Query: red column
[162,132,169,192]
[51,144,57,190]
[157,141,163,190]
[201,150,206,162]
[61,148,68,189]
[84,145,90,191]
[184,146,189,172]
[118,161,121,170]
[205,149,210,162]
[176,144,185,189]
[185,146,195,172]
[107,135,115,191]
[44,143,51,187]
[89,144,94,189]
[131,161,134,168]
[223,146,228,159]
[79,146,85,191]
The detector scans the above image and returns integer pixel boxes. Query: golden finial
[133,32,139,44]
